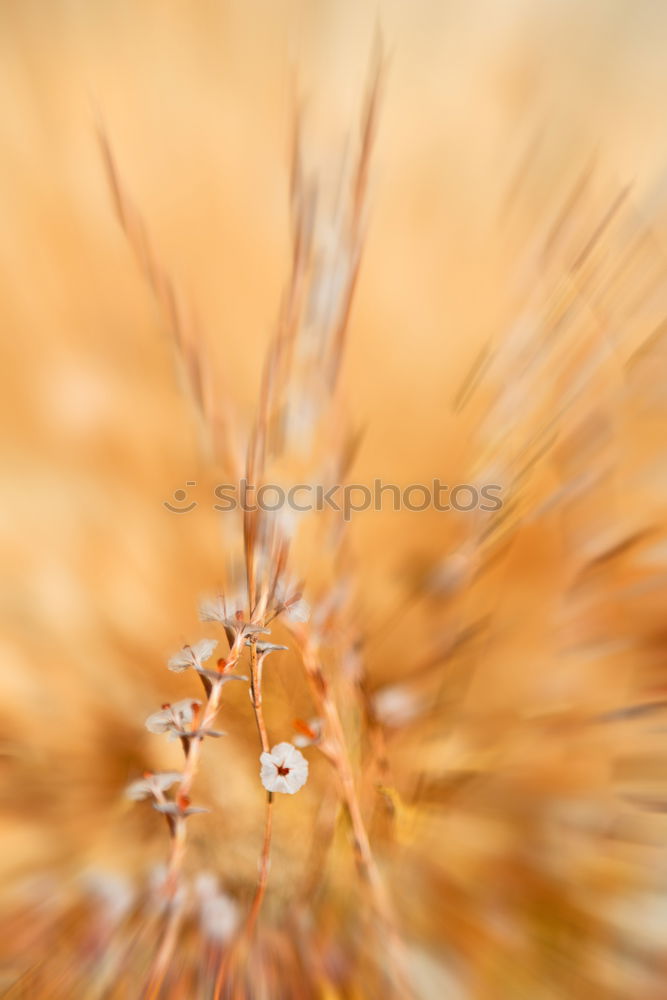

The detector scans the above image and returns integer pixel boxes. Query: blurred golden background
[3,1,667,997]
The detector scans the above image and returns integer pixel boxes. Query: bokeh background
[4,1,667,996]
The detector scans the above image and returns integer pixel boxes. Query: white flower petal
[192,638,218,664]
[372,685,423,727]
[199,598,225,622]
[167,650,193,672]
[199,596,241,624]
[145,709,172,734]
[285,598,310,623]
[283,744,304,768]
[81,870,135,925]
[200,890,239,942]
[274,581,310,622]
[168,640,218,672]
[274,775,293,794]
[194,873,240,943]
[152,772,183,791]
[260,771,278,793]
[252,642,288,656]
[167,657,189,673]
[287,768,308,793]
[125,778,153,800]
[172,698,202,725]
[125,771,183,800]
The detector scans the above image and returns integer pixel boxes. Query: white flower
[125,771,183,801]
[145,699,202,739]
[199,596,269,636]
[285,597,310,623]
[259,742,309,795]
[80,869,135,925]
[372,684,424,727]
[293,718,322,748]
[199,596,237,625]
[274,582,310,623]
[168,639,218,672]
[195,873,239,943]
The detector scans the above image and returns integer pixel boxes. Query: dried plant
[93,47,417,999]
[6,6,667,1000]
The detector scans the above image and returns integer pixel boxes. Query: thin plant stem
[143,897,184,1000]
[244,640,274,934]
[291,628,414,999]
[214,639,274,999]
[143,632,246,997]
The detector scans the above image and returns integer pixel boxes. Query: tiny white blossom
[168,639,218,672]
[274,581,310,623]
[285,597,310,623]
[259,742,309,794]
[293,718,323,748]
[372,685,424,727]
[199,596,236,625]
[81,869,135,926]
[199,596,269,636]
[145,699,202,739]
[195,873,239,942]
[125,771,183,801]
[147,864,187,911]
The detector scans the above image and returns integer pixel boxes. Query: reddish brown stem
[144,633,246,996]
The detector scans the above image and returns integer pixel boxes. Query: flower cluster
[125,591,313,825]
[122,582,314,986]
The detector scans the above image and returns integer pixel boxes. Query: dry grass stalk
[99,45,414,999]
